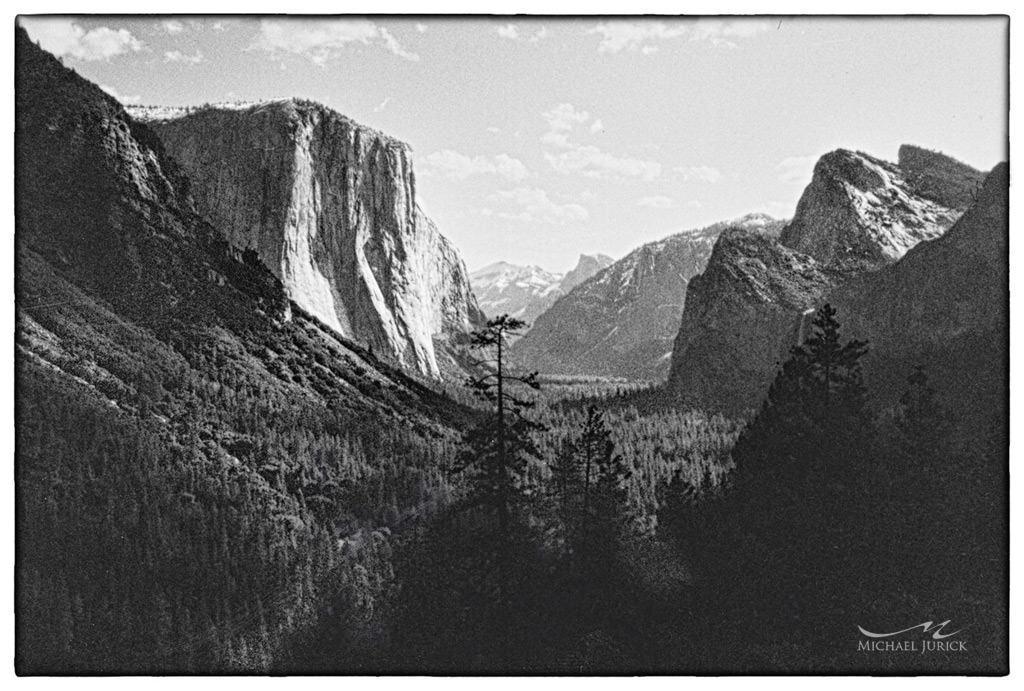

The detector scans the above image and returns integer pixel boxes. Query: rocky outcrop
[513,214,782,381]
[897,143,988,210]
[779,150,960,272]
[669,225,835,412]
[830,162,1008,419]
[133,100,483,378]
[668,148,981,414]
[560,253,615,294]
[470,254,613,327]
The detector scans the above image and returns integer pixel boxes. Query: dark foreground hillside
[15,26,463,673]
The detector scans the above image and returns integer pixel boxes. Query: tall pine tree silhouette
[550,406,631,573]
[692,303,874,649]
[457,314,543,637]
[733,303,870,491]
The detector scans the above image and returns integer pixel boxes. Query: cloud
[21,18,143,61]
[99,84,141,104]
[690,19,771,45]
[415,23,428,34]
[589,19,769,53]
[373,96,392,112]
[674,165,723,183]
[421,150,530,182]
[379,27,420,61]
[164,49,204,65]
[540,103,661,180]
[252,18,419,64]
[546,146,662,181]
[162,20,185,34]
[543,103,590,132]
[212,21,228,32]
[589,119,604,134]
[776,155,818,184]
[541,103,591,147]
[498,23,547,42]
[486,187,589,224]
[638,195,675,209]
[589,22,686,54]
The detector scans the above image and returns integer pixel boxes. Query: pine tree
[457,315,544,616]
[577,408,626,536]
[733,303,870,490]
[584,410,632,563]
[549,436,580,532]
[552,406,631,570]
[702,304,874,639]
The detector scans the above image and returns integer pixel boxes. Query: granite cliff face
[513,214,782,381]
[668,148,981,413]
[779,149,960,272]
[470,253,613,327]
[16,26,462,421]
[668,224,835,411]
[133,100,483,378]
[560,253,615,294]
[830,162,1008,418]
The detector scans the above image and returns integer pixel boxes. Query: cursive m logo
[858,621,961,640]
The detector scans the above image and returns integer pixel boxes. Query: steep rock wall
[135,100,483,378]
[668,227,834,413]
[779,150,960,272]
[668,147,979,413]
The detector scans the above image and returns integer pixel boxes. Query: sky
[19,16,1009,273]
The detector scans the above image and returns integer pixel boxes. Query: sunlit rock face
[779,149,961,272]
[133,99,483,378]
[667,147,981,414]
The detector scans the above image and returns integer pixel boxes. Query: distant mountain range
[512,213,784,381]
[470,253,613,327]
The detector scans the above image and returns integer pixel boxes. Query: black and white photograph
[9,7,1013,677]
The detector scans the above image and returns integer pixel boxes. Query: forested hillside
[15,25,463,672]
